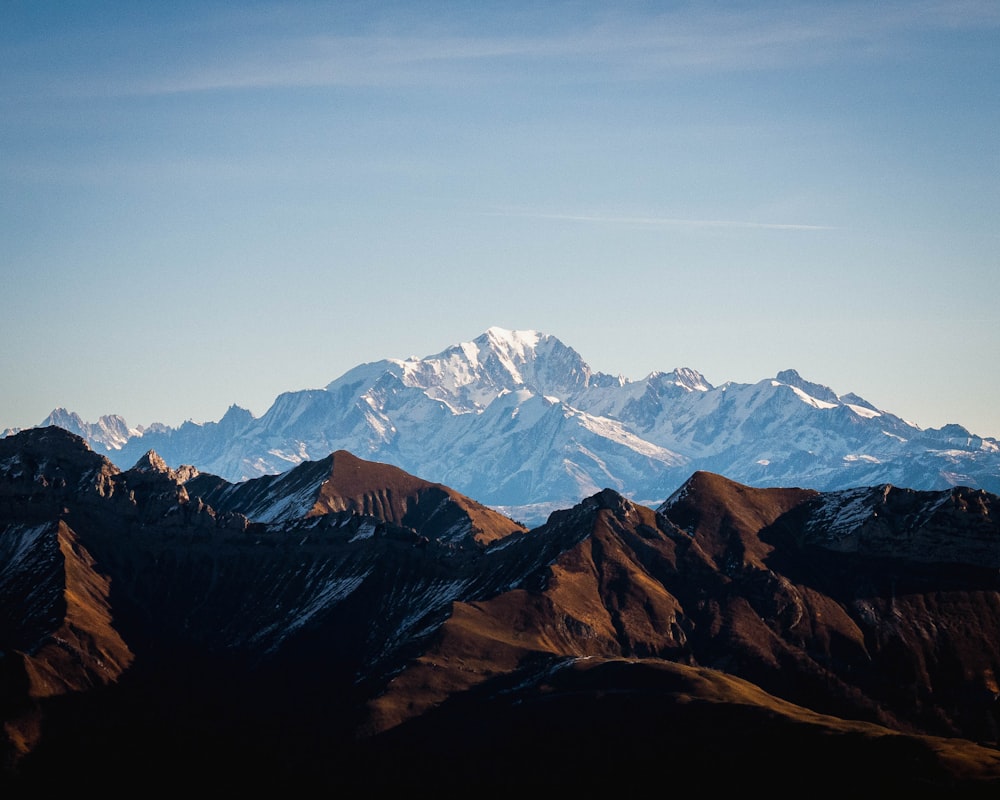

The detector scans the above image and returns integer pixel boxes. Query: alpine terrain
[6,327,999,527]
[2,426,1000,793]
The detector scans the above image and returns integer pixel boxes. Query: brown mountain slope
[360,491,688,735]
[0,519,134,768]
[363,480,838,734]
[656,469,819,567]
[18,521,133,699]
[362,477,1000,752]
[355,657,1000,793]
[307,450,526,544]
[186,449,527,545]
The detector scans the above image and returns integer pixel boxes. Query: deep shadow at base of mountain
[1,651,367,795]
[351,659,1000,794]
[7,659,1000,796]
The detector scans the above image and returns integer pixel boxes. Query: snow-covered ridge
[7,327,1000,527]
[32,408,141,452]
[804,485,892,541]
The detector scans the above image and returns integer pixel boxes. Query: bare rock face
[1,427,1000,793]
[789,482,1000,565]
[0,427,120,514]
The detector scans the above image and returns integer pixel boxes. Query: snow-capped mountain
[30,407,141,451]
[9,327,1000,526]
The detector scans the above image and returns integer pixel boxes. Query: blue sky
[3,1,999,439]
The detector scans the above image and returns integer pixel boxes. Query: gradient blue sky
[3,1,999,438]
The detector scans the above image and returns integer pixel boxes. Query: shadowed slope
[355,657,1000,793]
[186,449,526,545]
[656,469,818,567]
[309,450,526,544]
[0,430,136,767]
[361,489,726,734]
[363,474,1000,751]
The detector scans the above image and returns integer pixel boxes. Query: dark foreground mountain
[9,327,1000,527]
[2,427,1000,794]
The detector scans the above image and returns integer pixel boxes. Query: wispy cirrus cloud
[145,1,999,93]
[10,0,997,98]
[488,210,837,231]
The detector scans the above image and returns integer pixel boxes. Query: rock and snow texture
[8,328,1000,526]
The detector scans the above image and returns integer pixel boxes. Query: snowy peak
[648,367,713,392]
[42,407,87,433]
[481,326,543,362]
[219,403,255,428]
[774,369,840,404]
[364,327,600,413]
[452,327,596,397]
[40,408,136,451]
[474,327,546,388]
[672,367,712,392]
[840,392,879,412]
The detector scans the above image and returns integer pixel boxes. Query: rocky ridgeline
[2,426,1000,792]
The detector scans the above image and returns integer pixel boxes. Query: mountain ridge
[6,327,999,527]
[2,426,1000,791]
[185,448,526,545]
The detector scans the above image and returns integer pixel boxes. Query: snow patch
[1,522,54,568]
[254,569,373,650]
[249,481,319,523]
[846,404,881,419]
[806,487,883,541]
[787,385,838,410]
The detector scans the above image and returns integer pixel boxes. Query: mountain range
[2,426,1000,793]
[6,327,999,528]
